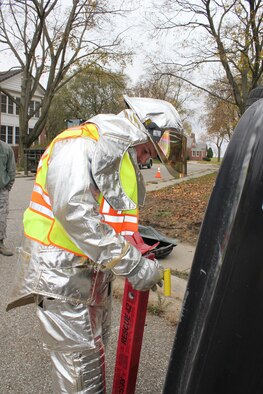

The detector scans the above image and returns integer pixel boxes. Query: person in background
[0,140,16,256]
[7,95,186,393]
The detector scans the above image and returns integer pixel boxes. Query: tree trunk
[217,146,221,162]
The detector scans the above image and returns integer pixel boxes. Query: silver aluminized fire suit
[7,113,162,393]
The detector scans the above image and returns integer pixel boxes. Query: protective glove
[127,256,163,291]
[151,277,163,292]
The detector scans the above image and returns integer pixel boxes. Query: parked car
[139,157,153,169]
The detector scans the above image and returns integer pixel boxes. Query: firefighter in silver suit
[7,96,186,393]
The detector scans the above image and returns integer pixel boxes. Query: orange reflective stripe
[29,182,54,220]
[31,184,52,210]
[100,197,138,234]
[101,219,138,234]
[102,220,123,234]
[120,221,138,233]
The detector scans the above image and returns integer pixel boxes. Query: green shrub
[207,147,213,158]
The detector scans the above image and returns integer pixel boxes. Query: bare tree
[0,0,127,161]
[202,81,239,161]
[45,66,128,141]
[152,0,263,116]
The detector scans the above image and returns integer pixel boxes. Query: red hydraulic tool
[112,231,166,394]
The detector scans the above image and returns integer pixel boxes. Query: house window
[0,125,16,144]
[15,127,20,144]
[1,94,7,113]
[1,125,6,142]
[29,101,34,116]
[16,97,20,115]
[1,95,16,114]
[8,99,14,114]
[28,100,41,118]
[8,126,13,144]
[35,101,40,118]
[192,151,196,157]
[196,151,200,157]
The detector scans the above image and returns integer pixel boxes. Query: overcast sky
[0,0,215,143]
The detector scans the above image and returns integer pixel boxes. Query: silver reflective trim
[103,214,124,223]
[29,201,54,218]
[124,215,137,223]
[103,214,137,224]
[101,199,110,214]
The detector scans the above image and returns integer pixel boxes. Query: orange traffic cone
[155,166,162,178]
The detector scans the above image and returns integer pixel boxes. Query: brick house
[187,132,207,161]
[0,68,45,160]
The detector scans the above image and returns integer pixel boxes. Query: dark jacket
[0,141,16,190]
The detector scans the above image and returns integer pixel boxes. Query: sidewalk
[145,166,218,191]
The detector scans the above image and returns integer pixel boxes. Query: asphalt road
[0,177,177,394]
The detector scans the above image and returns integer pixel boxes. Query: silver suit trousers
[35,268,113,394]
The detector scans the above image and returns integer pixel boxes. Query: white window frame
[0,125,16,144]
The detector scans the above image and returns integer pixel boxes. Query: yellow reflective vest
[23,123,138,257]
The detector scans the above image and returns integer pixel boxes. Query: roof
[0,68,22,83]
[0,68,46,94]
[192,142,207,151]
[187,132,207,151]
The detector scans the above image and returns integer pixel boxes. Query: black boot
[0,240,13,256]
